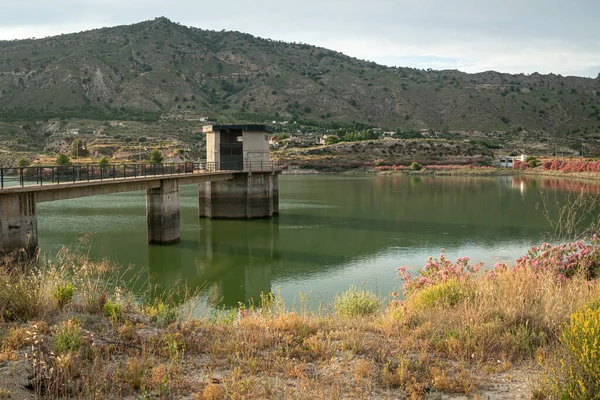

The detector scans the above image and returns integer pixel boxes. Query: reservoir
[36,174,591,310]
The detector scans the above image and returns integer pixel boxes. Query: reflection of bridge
[0,161,280,257]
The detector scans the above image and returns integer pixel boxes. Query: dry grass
[0,248,598,398]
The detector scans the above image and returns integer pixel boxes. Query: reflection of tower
[195,219,278,308]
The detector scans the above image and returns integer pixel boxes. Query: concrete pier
[0,193,38,257]
[146,179,180,244]
[199,172,278,219]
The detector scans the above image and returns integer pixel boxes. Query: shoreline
[283,164,600,182]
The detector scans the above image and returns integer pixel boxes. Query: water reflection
[147,219,279,308]
[195,219,278,307]
[35,174,598,310]
[512,176,600,195]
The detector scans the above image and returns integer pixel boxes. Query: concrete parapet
[199,172,279,219]
[0,192,37,257]
[146,179,180,244]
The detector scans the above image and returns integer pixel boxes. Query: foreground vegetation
[0,238,600,398]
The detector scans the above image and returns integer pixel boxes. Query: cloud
[0,0,598,77]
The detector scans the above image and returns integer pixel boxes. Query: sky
[0,0,599,78]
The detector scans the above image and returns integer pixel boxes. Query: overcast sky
[1,0,599,78]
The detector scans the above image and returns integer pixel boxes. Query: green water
[36,174,587,310]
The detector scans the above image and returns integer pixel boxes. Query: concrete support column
[0,193,38,257]
[146,179,180,244]
[210,174,250,219]
[247,173,272,218]
[200,172,279,219]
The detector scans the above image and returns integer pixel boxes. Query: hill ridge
[0,17,598,136]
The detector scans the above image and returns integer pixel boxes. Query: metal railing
[0,161,281,189]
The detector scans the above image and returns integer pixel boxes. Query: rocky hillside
[0,17,599,136]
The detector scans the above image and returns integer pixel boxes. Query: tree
[150,149,163,164]
[17,158,30,167]
[325,136,340,145]
[56,154,70,166]
[71,139,89,157]
[98,157,109,168]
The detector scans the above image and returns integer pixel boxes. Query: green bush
[17,158,30,167]
[410,161,422,171]
[56,154,70,166]
[146,301,178,324]
[325,136,339,145]
[150,149,163,164]
[104,299,123,322]
[525,156,539,168]
[409,280,472,310]
[54,319,83,355]
[53,282,74,308]
[98,156,110,168]
[333,285,380,317]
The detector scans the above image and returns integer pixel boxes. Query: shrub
[53,283,74,308]
[146,301,178,324]
[333,285,380,317]
[409,280,473,310]
[410,161,422,171]
[149,148,163,164]
[55,154,70,166]
[17,158,30,167]
[98,156,109,168]
[526,157,539,168]
[104,299,123,322]
[513,160,529,170]
[512,237,600,280]
[54,319,83,355]
[325,136,339,145]
[554,305,600,398]
[541,159,600,173]
[397,252,482,295]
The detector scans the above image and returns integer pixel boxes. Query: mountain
[0,17,599,136]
